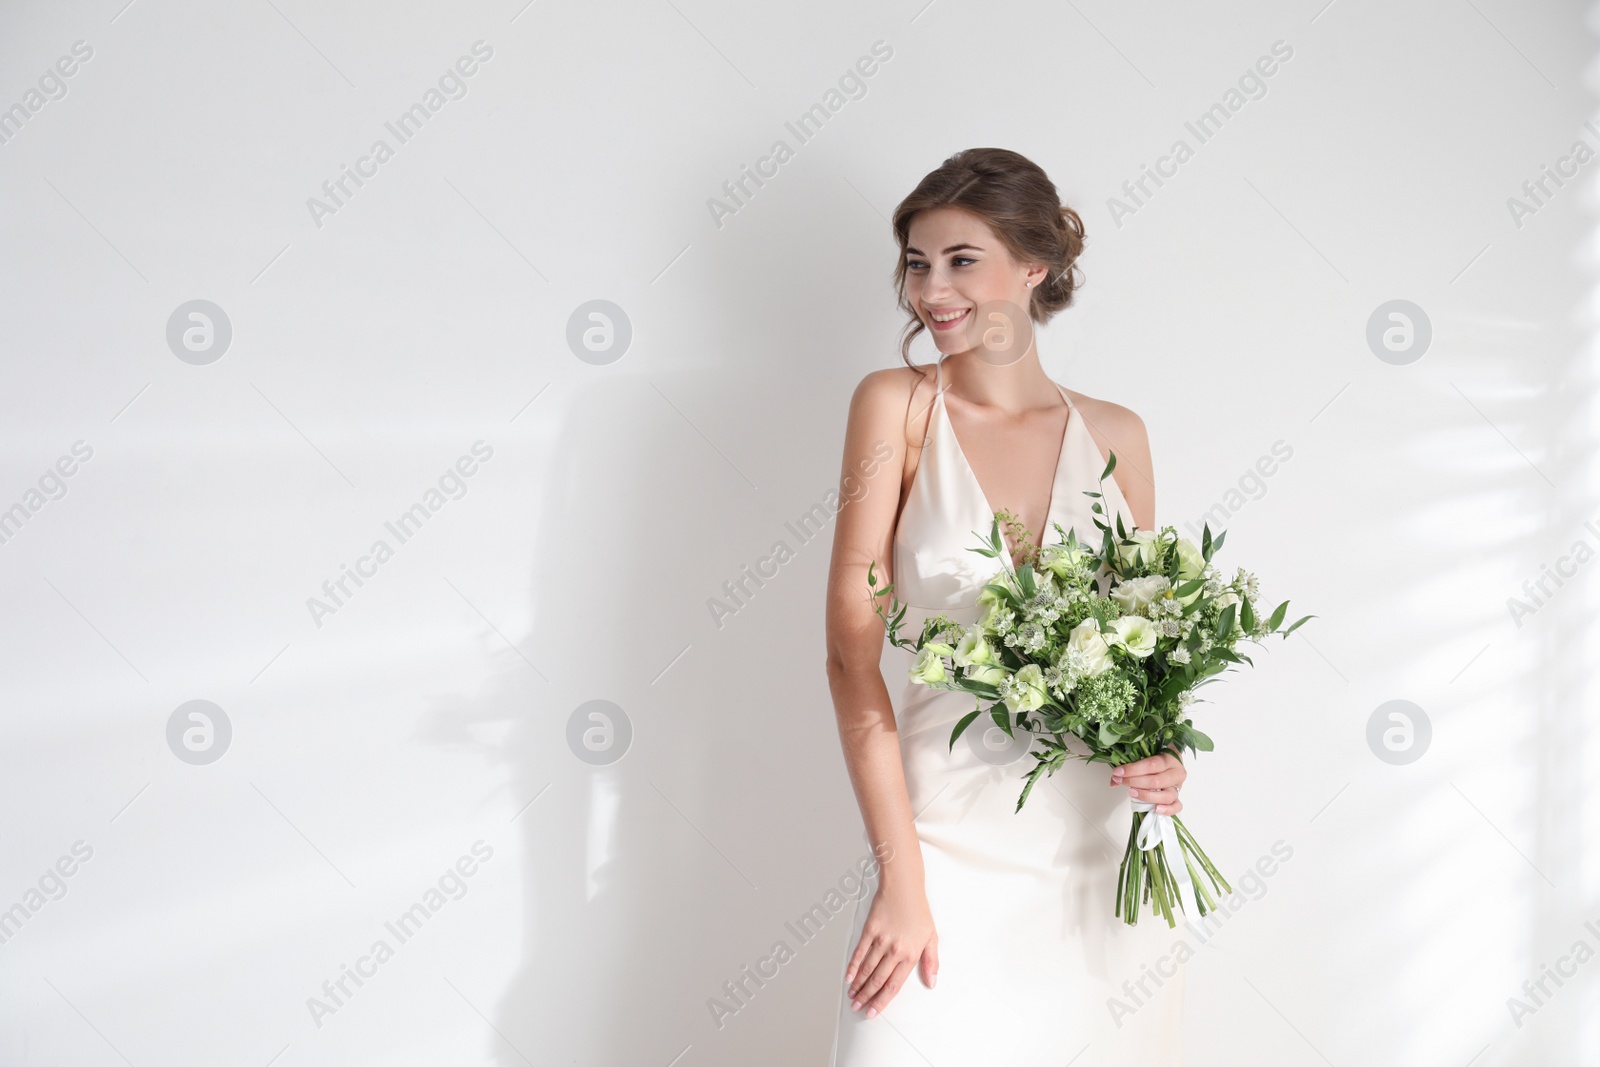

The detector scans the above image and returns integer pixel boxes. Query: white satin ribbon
[1130,798,1207,934]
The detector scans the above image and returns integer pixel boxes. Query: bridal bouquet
[866,452,1311,929]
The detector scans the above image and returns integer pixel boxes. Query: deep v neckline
[935,360,1075,542]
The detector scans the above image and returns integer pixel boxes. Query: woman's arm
[823,367,938,1016]
[825,367,923,890]
[1103,401,1156,534]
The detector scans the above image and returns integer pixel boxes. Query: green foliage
[866,448,1312,927]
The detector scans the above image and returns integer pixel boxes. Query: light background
[1,0,1597,1064]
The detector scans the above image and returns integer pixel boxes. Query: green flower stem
[1147,835,1173,926]
[1117,811,1233,928]
[1181,849,1214,915]
[1116,817,1142,925]
[1173,817,1231,895]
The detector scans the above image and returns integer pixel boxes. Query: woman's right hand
[844,879,938,1018]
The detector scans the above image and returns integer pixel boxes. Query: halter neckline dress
[829,354,1186,1066]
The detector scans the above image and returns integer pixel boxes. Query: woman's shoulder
[848,363,939,446]
[851,362,936,404]
[1063,386,1148,437]
[1062,386,1153,505]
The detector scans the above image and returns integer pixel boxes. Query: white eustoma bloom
[1172,537,1207,606]
[1117,528,1163,569]
[909,642,953,684]
[1110,574,1170,615]
[1003,663,1050,713]
[1039,539,1093,579]
[954,627,996,667]
[1107,615,1158,658]
[1174,537,1205,579]
[967,663,1009,687]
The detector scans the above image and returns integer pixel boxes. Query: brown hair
[890,147,1087,369]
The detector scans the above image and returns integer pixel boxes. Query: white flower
[1013,621,1048,653]
[1042,664,1071,697]
[976,580,1009,627]
[1116,528,1163,569]
[1064,617,1117,676]
[909,643,952,684]
[1023,576,1062,622]
[1174,537,1205,579]
[1002,663,1049,713]
[1109,574,1170,616]
[954,627,996,667]
[1039,539,1093,579]
[1107,615,1158,658]
[966,663,1009,687]
[1172,538,1206,606]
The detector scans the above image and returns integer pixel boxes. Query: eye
[951,256,976,267]
[906,259,928,272]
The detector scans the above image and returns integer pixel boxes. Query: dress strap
[918,357,946,448]
[1053,379,1075,413]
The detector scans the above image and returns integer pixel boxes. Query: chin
[927,324,973,352]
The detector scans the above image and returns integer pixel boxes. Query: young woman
[824,148,1188,1064]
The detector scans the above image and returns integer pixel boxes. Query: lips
[927,308,970,331]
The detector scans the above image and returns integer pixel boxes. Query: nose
[918,261,957,305]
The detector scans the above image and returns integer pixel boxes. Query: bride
[824,148,1189,1064]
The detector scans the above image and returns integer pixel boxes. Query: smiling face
[903,206,1047,364]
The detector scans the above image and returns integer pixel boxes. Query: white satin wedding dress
[830,356,1186,1065]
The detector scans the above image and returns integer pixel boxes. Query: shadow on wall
[409,171,892,1064]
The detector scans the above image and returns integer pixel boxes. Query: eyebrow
[904,243,985,256]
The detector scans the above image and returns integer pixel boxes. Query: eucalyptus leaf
[1217,602,1236,637]
[989,703,1014,736]
[948,708,982,752]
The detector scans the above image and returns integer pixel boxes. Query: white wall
[2,1,1596,1064]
